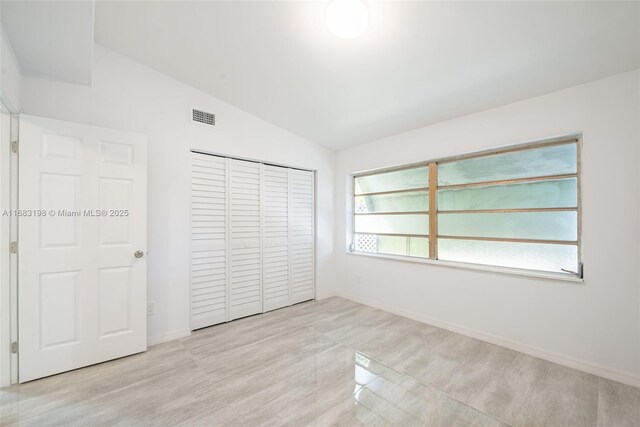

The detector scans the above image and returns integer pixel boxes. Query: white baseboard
[338,292,640,388]
[147,328,191,347]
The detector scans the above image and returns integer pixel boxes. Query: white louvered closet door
[190,153,228,329]
[262,166,290,312]
[228,159,262,320]
[290,169,315,304]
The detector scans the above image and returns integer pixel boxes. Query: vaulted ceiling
[4,1,640,150]
[93,1,640,150]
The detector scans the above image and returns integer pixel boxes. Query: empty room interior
[0,0,639,425]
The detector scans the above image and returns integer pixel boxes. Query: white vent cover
[192,108,216,126]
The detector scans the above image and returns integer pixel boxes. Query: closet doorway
[190,151,315,330]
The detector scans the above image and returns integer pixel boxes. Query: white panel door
[290,169,315,304]
[228,159,262,320]
[190,153,227,329]
[262,165,289,312]
[18,115,147,382]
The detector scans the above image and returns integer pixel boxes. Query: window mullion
[429,162,438,259]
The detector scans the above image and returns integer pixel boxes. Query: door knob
[134,250,145,258]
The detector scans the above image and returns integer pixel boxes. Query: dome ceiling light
[325,0,369,39]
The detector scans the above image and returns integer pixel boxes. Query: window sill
[345,251,584,284]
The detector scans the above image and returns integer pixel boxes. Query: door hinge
[9,241,17,254]
[11,140,18,154]
[11,341,18,354]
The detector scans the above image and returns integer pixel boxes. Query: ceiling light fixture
[325,0,369,39]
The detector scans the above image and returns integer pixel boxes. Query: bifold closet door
[262,166,290,312]
[228,159,262,320]
[290,169,315,304]
[190,153,227,329]
[191,154,314,329]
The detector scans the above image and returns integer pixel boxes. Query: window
[351,136,582,277]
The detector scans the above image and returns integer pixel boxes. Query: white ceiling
[11,1,640,151]
[1,1,94,85]
[93,1,640,150]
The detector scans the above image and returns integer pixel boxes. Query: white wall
[20,43,337,344]
[334,70,640,386]
[1,26,21,110]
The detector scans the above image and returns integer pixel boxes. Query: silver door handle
[134,250,145,258]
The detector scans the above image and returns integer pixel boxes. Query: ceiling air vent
[192,108,216,126]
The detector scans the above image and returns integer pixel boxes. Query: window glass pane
[355,234,428,258]
[438,143,577,186]
[355,214,428,235]
[355,166,428,195]
[355,191,428,213]
[407,237,429,258]
[438,211,577,241]
[438,178,577,211]
[439,239,578,272]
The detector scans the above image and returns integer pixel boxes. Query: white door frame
[1,114,148,386]
[0,107,19,387]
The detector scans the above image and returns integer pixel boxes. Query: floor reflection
[347,351,505,426]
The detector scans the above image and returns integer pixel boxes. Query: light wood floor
[1,297,639,426]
